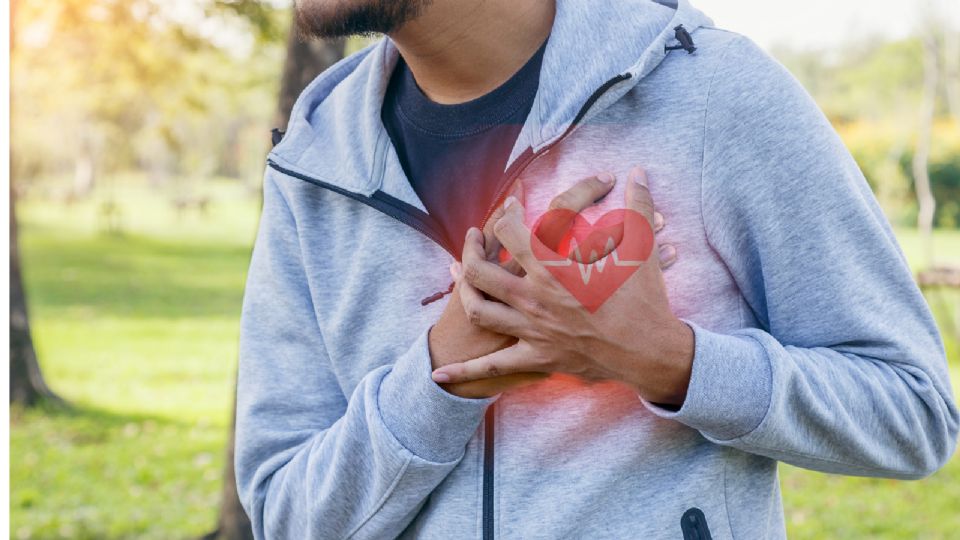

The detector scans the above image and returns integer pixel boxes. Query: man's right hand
[428,179,542,399]
[429,172,672,399]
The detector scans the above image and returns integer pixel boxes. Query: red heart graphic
[530,208,654,313]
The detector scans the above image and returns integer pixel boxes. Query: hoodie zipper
[475,72,631,540]
[268,71,632,540]
[265,159,457,254]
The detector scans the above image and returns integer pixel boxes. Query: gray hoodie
[234,0,960,538]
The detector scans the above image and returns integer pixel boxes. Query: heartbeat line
[540,236,643,284]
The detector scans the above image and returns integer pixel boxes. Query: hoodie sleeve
[234,167,499,539]
[639,35,959,479]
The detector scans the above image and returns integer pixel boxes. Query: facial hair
[294,0,434,39]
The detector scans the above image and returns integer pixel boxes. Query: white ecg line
[540,236,643,285]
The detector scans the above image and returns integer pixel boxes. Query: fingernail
[449,262,462,280]
[654,212,664,229]
[597,172,615,185]
[659,244,676,259]
[432,371,451,383]
[631,167,648,187]
[504,196,518,209]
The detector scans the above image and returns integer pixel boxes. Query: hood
[268,0,713,200]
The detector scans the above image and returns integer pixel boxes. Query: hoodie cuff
[378,328,500,463]
[639,319,772,441]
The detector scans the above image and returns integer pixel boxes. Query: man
[234,0,960,538]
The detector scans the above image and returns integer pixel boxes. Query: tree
[10,185,63,407]
[203,15,345,540]
[9,0,64,408]
[913,31,938,267]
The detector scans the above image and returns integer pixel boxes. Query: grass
[12,176,259,539]
[10,176,960,538]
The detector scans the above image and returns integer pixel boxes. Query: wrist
[628,318,695,405]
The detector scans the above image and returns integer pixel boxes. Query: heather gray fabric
[234,0,960,538]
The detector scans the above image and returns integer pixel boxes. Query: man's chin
[294,0,432,40]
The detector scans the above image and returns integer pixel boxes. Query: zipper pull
[665,24,697,54]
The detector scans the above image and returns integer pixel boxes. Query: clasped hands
[427,166,694,405]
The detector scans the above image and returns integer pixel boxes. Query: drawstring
[421,280,455,306]
[664,24,696,54]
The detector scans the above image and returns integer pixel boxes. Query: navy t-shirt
[381,40,547,256]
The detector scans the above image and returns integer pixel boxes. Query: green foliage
[11,0,288,189]
[212,0,287,42]
[775,39,925,123]
[897,127,960,228]
[774,37,960,229]
[835,121,960,228]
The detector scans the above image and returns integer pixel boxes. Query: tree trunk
[203,385,253,540]
[275,28,345,130]
[73,131,96,199]
[913,32,939,269]
[205,15,345,540]
[945,28,960,125]
[10,181,63,407]
[9,0,62,409]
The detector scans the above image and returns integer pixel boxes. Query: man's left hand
[430,166,695,405]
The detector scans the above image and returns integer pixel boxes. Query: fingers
[653,211,664,233]
[461,226,526,305]
[491,198,551,281]
[547,173,616,212]
[501,256,525,277]
[456,264,531,337]
[624,166,655,225]
[539,174,616,251]
[439,371,551,399]
[432,343,540,384]
[658,243,677,270]
[483,180,525,261]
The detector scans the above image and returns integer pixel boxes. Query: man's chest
[289,135,745,393]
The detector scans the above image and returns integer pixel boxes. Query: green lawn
[10,178,960,539]
[12,178,259,539]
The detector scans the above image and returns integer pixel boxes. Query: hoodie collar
[268,0,713,198]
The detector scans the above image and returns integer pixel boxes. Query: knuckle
[531,354,552,369]
[499,279,517,300]
[548,192,574,210]
[631,185,651,203]
[586,176,607,193]
[462,262,482,283]
[529,265,553,283]
[632,194,655,216]
[486,364,502,378]
[513,244,533,261]
[466,305,483,325]
[524,298,548,318]
[492,217,512,237]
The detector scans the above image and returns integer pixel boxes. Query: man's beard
[294,0,433,39]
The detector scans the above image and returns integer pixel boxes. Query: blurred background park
[8,0,960,538]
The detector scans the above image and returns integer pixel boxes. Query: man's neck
[388,0,555,105]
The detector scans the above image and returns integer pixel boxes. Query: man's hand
[428,180,547,399]
[429,172,673,399]
[431,166,694,405]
